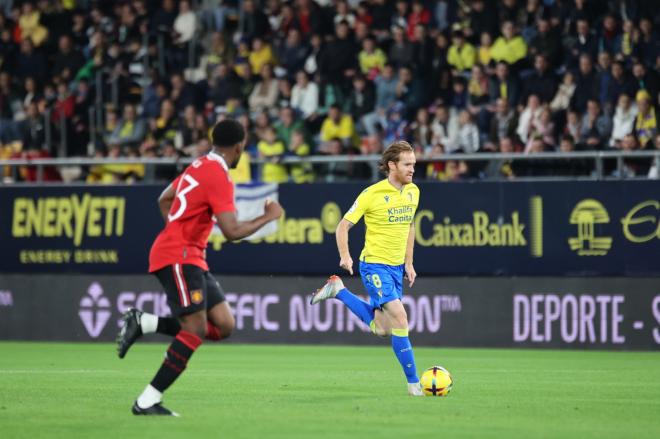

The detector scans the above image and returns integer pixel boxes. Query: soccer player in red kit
[116,119,283,416]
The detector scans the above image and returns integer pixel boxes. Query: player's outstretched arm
[404,223,417,287]
[336,219,354,275]
[157,183,175,223]
[215,199,283,241]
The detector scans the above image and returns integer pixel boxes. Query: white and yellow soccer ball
[420,366,453,397]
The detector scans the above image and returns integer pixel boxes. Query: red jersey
[148,152,235,272]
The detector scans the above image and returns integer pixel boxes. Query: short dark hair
[211,119,245,148]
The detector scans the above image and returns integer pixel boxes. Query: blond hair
[379,141,414,175]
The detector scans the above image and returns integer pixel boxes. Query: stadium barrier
[1,180,659,276]
[1,150,660,182]
[0,274,658,350]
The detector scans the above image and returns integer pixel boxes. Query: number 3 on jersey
[168,174,199,222]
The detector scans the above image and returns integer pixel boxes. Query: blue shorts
[359,262,404,310]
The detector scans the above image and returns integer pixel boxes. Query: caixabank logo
[414,196,544,257]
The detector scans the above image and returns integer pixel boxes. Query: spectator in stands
[180,106,207,148]
[150,99,180,145]
[274,106,305,148]
[634,89,657,149]
[409,107,432,153]
[362,63,397,136]
[291,70,319,122]
[606,61,636,110]
[320,104,357,151]
[523,54,557,105]
[549,71,576,113]
[528,16,561,67]
[258,125,288,183]
[467,64,490,131]
[382,101,408,145]
[489,98,518,148]
[52,35,85,83]
[358,35,387,80]
[395,66,422,117]
[631,62,659,104]
[565,18,597,69]
[107,104,146,148]
[289,129,314,183]
[1,0,657,183]
[447,28,476,74]
[278,29,309,79]
[14,38,47,83]
[18,101,45,150]
[240,0,269,39]
[207,64,242,108]
[517,94,542,144]
[572,54,598,114]
[456,110,480,154]
[318,20,357,88]
[200,32,235,79]
[170,73,197,114]
[610,94,637,148]
[173,0,197,45]
[489,62,520,110]
[249,37,276,77]
[249,63,279,115]
[491,20,527,71]
[525,107,554,153]
[345,74,375,134]
[431,104,458,150]
[18,1,48,47]
[580,100,612,150]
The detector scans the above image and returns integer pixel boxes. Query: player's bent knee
[180,312,207,339]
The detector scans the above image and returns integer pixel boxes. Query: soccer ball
[420,366,453,397]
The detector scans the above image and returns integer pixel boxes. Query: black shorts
[153,263,226,318]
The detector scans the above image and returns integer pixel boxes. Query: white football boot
[408,382,424,396]
[310,275,344,304]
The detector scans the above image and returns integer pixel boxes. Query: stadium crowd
[0,0,659,182]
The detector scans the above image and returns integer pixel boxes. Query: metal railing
[1,150,659,184]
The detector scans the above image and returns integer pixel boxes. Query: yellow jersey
[343,179,420,266]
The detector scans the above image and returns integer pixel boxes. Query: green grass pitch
[1,342,659,439]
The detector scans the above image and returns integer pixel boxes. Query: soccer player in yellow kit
[310,141,423,396]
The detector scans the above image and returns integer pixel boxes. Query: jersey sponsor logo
[388,206,414,223]
[347,201,358,214]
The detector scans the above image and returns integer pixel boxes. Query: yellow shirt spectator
[490,36,527,65]
[359,48,387,75]
[289,137,314,183]
[249,44,275,76]
[447,43,476,71]
[478,46,492,66]
[258,139,288,183]
[320,113,358,147]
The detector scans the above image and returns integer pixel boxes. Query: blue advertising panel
[0,181,659,275]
